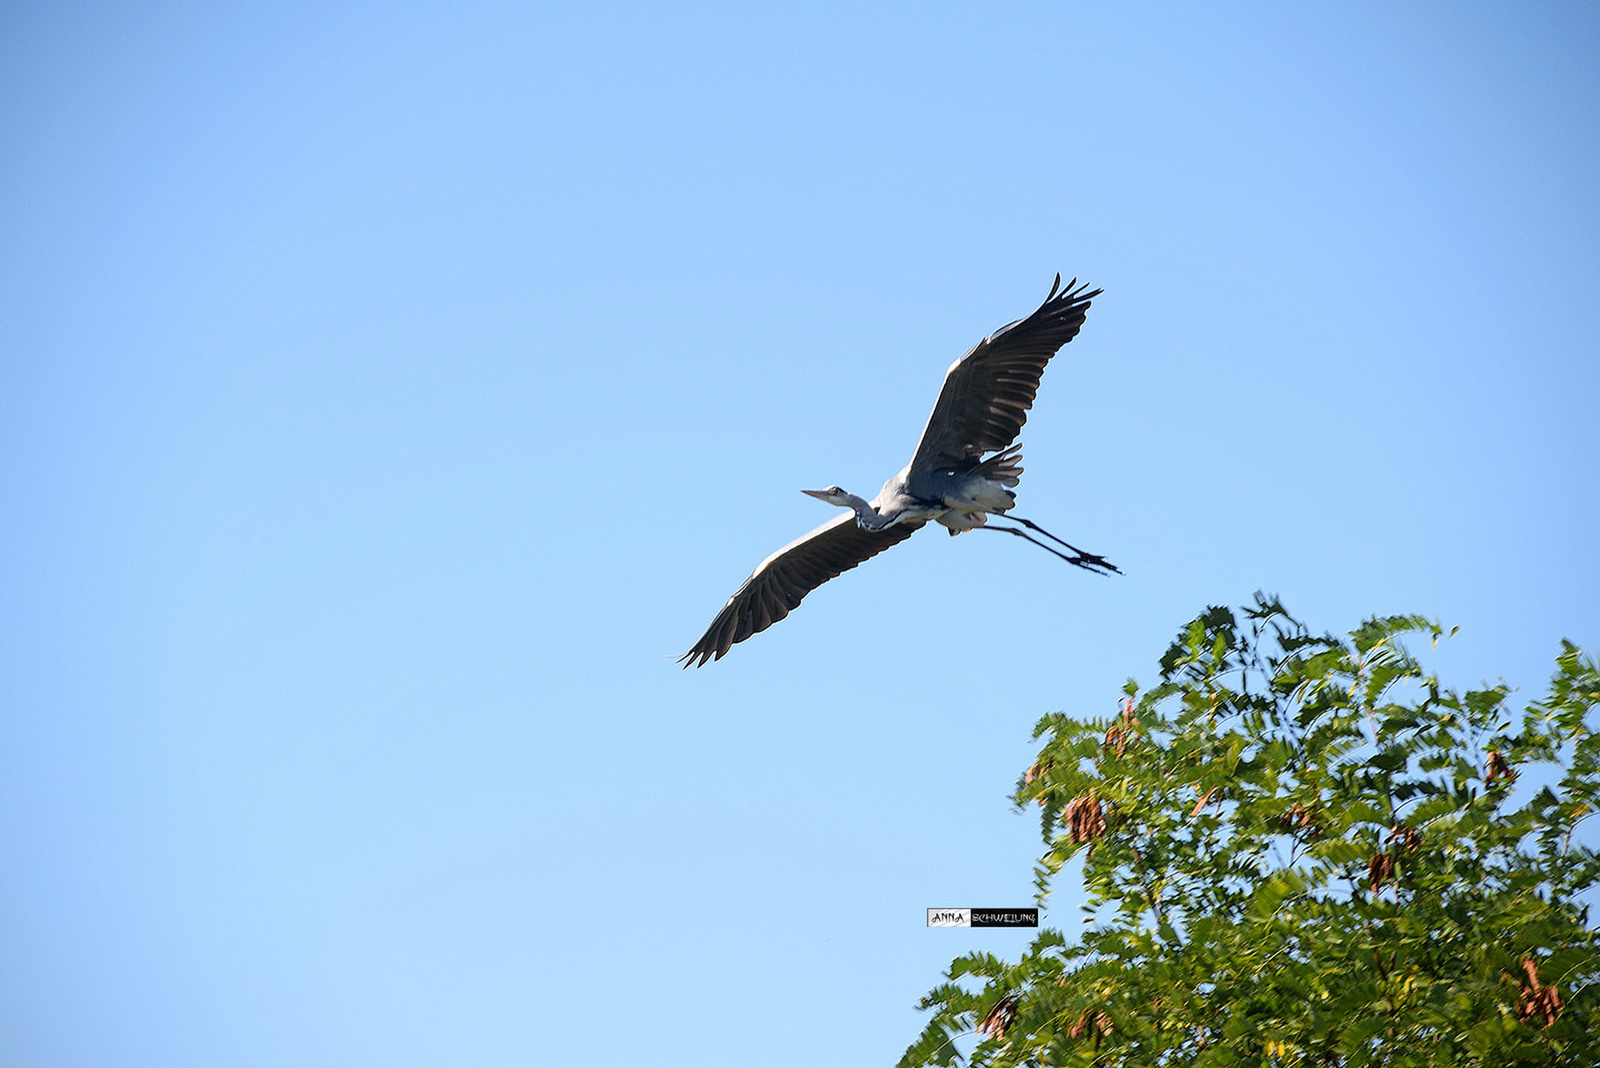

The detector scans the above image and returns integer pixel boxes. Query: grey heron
[681,275,1116,667]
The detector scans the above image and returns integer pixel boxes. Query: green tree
[901,597,1599,1067]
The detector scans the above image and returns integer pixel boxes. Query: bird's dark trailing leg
[975,518,1120,574]
[1003,513,1120,573]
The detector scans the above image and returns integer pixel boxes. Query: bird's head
[802,486,854,508]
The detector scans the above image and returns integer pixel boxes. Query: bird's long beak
[801,489,831,501]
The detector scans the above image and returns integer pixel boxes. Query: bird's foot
[1066,550,1120,576]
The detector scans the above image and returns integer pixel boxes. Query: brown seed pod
[1104,699,1140,757]
[1485,749,1517,785]
[1062,793,1107,843]
[1025,757,1056,806]
[1509,958,1564,1027]
[1388,823,1421,853]
[977,993,1018,1041]
[1277,802,1323,839]
[1068,1007,1113,1046]
[1368,851,1395,894]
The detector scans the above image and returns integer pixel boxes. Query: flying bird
[680,275,1116,667]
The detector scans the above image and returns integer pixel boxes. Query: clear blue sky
[3,3,1596,1065]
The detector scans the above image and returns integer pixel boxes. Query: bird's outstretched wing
[907,275,1101,477]
[680,514,919,667]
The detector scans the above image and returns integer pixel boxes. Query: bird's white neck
[842,493,895,531]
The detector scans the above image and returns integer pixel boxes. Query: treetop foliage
[901,596,1599,1067]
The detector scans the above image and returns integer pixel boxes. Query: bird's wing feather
[907,276,1101,478]
[680,513,919,667]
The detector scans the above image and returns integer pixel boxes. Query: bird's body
[812,457,1018,533]
[680,276,1115,667]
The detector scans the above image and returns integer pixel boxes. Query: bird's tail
[971,444,1023,488]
